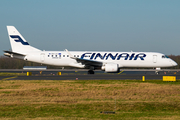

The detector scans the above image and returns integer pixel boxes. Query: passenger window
[63,55,65,57]
[67,55,69,57]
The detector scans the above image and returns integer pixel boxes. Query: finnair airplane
[4,26,177,74]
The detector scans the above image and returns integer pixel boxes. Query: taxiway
[1,74,180,80]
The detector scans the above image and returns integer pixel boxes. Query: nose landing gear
[155,71,159,75]
[155,68,161,75]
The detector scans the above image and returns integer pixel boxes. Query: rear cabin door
[40,53,45,62]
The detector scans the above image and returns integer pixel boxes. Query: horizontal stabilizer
[4,50,26,56]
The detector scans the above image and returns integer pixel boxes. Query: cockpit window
[165,55,169,58]
[162,55,169,58]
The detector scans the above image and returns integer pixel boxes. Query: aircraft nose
[171,60,178,66]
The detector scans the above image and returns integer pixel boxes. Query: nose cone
[171,60,178,66]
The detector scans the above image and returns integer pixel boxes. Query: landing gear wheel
[88,70,94,74]
[155,71,159,75]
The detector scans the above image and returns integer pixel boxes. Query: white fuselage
[22,51,177,68]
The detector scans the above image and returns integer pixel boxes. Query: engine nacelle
[101,64,119,73]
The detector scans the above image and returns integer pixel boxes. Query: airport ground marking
[118,70,124,74]
[2,76,17,80]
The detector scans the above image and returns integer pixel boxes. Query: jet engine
[101,63,119,73]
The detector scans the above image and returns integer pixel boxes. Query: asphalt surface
[1,74,180,80]
[0,69,179,80]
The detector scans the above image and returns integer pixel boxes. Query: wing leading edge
[65,49,103,68]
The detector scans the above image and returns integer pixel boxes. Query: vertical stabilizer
[7,26,41,53]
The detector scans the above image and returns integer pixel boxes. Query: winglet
[65,49,74,58]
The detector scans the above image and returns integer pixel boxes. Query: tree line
[0,56,60,69]
[0,55,179,69]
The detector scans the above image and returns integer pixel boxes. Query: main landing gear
[88,70,94,74]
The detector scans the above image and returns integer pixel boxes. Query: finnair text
[81,53,146,60]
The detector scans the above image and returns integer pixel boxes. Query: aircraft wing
[75,58,103,67]
[65,49,103,67]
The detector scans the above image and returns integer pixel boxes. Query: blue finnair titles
[4,26,178,74]
[81,53,146,60]
[10,35,29,45]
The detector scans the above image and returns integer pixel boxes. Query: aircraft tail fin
[7,26,41,53]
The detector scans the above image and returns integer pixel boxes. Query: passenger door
[40,53,45,62]
[153,55,157,63]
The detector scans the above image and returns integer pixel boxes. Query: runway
[0,69,179,80]
[1,74,180,80]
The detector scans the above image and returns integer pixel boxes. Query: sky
[0,0,180,55]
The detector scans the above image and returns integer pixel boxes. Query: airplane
[4,26,178,74]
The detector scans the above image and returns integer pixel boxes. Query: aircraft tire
[88,70,94,74]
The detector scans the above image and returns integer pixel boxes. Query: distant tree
[0,56,61,69]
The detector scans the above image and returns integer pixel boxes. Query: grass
[0,72,26,76]
[0,80,180,119]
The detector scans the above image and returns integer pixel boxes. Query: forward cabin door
[153,55,157,63]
